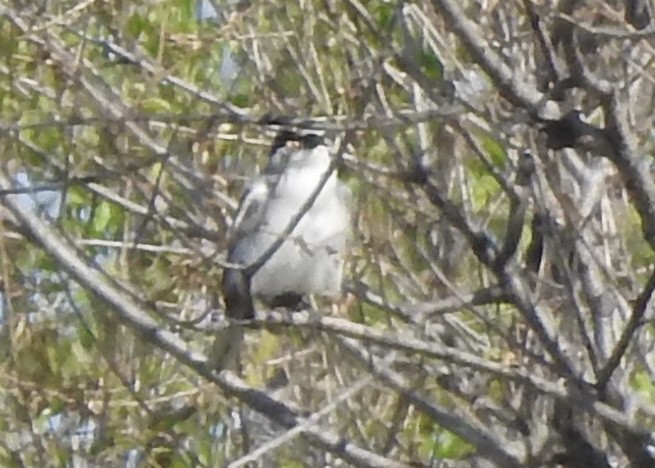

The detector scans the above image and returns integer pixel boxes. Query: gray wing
[218,176,276,366]
[220,176,272,322]
[214,143,291,369]
[228,176,272,242]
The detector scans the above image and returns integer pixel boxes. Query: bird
[210,129,351,370]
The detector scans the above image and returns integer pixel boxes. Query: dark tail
[209,268,254,371]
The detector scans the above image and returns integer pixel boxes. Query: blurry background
[0,0,654,466]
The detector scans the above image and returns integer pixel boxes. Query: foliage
[0,0,654,466]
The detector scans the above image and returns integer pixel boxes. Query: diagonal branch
[0,169,405,468]
[430,0,553,116]
[602,90,655,248]
[596,267,655,391]
[335,335,525,467]
[248,310,646,435]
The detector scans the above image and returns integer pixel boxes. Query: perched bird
[211,130,351,369]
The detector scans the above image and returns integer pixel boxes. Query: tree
[0,0,654,466]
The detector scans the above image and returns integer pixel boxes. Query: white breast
[247,147,349,299]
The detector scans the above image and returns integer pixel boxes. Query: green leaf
[78,327,95,350]
[434,430,474,459]
[67,186,86,205]
[631,370,655,400]
[93,202,113,233]
[229,93,251,107]
[471,174,500,211]
[374,2,395,29]
[420,49,443,81]
[481,136,507,166]
[141,97,172,113]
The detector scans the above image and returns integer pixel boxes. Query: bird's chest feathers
[270,167,336,216]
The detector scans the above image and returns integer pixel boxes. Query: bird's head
[268,130,330,172]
